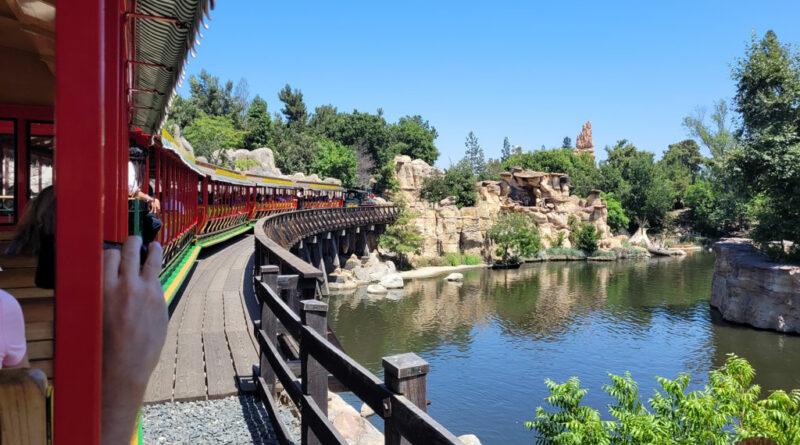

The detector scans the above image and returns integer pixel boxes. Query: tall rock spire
[574,121,595,158]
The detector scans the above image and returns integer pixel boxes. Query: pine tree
[464,131,486,179]
[501,137,512,162]
[563,136,572,148]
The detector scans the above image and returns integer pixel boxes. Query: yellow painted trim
[308,183,341,190]
[161,128,195,163]
[215,168,249,180]
[261,177,294,185]
[163,246,201,303]
[197,224,252,248]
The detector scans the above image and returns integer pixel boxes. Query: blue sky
[179,1,800,167]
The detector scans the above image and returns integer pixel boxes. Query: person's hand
[149,198,161,214]
[101,237,167,444]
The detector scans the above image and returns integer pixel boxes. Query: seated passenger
[6,185,55,288]
[0,289,27,369]
[128,145,162,248]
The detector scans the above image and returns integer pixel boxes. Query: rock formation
[711,239,800,333]
[392,155,617,261]
[575,120,594,158]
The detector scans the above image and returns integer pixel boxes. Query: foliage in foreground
[527,355,800,445]
[489,213,541,264]
[378,197,423,269]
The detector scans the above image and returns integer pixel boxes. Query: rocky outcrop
[575,120,595,158]
[328,392,383,445]
[393,155,616,260]
[329,253,401,291]
[711,239,800,333]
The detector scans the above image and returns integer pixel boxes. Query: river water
[326,253,800,443]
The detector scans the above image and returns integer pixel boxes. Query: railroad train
[131,127,373,302]
[0,1,379,443]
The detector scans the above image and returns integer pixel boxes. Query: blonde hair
[9,186,55,255]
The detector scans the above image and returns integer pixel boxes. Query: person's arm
[131,191,160,214]
[101,237,167,444]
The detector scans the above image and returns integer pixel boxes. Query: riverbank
[399,264,488,279]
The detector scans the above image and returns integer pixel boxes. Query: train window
[0,119,16,224]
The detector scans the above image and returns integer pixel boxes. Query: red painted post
[54,0,108,442]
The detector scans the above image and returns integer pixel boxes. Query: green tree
[309,139,358,187]
[183,113,245,164]
[165,94,199,130]
[188,69,247,128]
[658,139,704,208]
[484,158,504,181]
[489,212,542,263]
[278,84,308,127]
[501,137,512,162]
[600,140,671,230]
[418,174,449,203]
[388,115,439,164]
[730,30,800,256]
[444,158,478,208]
[243,95,274,149]
[562,136,572,148]
[601,192,629,233]
[464,131,487,180]
[379,197,423,269]
[571,223,601,253]
[272,125,320,174]
[683,100,738,164]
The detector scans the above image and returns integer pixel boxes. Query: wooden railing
[258,205,399,250]
[251,206,462,445]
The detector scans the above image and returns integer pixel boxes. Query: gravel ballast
[142,395,299,444]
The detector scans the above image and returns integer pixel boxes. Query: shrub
[378,196,423,269]
[489,213,542,263]
[444,158,478,208]
[572,223,601,253]
[437,252,485,266]
[234,159,261,171]
[527,354,800,445]
[546,231,566,248]
[544,247,586,259]
[462,254,483,265]
[419,175,449,203]
[601,192,629,233]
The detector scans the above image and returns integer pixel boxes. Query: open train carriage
[193,160,254,238]
[294,177,344,210]
[0,0,213,443]
[244,171,301,219]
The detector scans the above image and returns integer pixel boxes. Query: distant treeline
[166,71,439,192]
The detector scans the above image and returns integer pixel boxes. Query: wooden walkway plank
[203,291,225,333]
[203,331,238,399]
[173,333,206,401]
[144,275,194,404]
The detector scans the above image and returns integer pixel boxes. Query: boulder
[711,239,800,333]
[366,284,388,294]
[360,403,375,418]
[379,273,404,289]
[328,392,383,445]
[439,196,456,207]
[459,434,482,445]
[445,273,464,282]
[344,254,361,271]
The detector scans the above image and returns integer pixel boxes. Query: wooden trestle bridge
[145,205,463,445]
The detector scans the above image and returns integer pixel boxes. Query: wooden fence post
[301,299,329,445]
[259,265,279,397]
[382,353,430,445]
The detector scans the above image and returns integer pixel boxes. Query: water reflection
[326,253,800,442]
